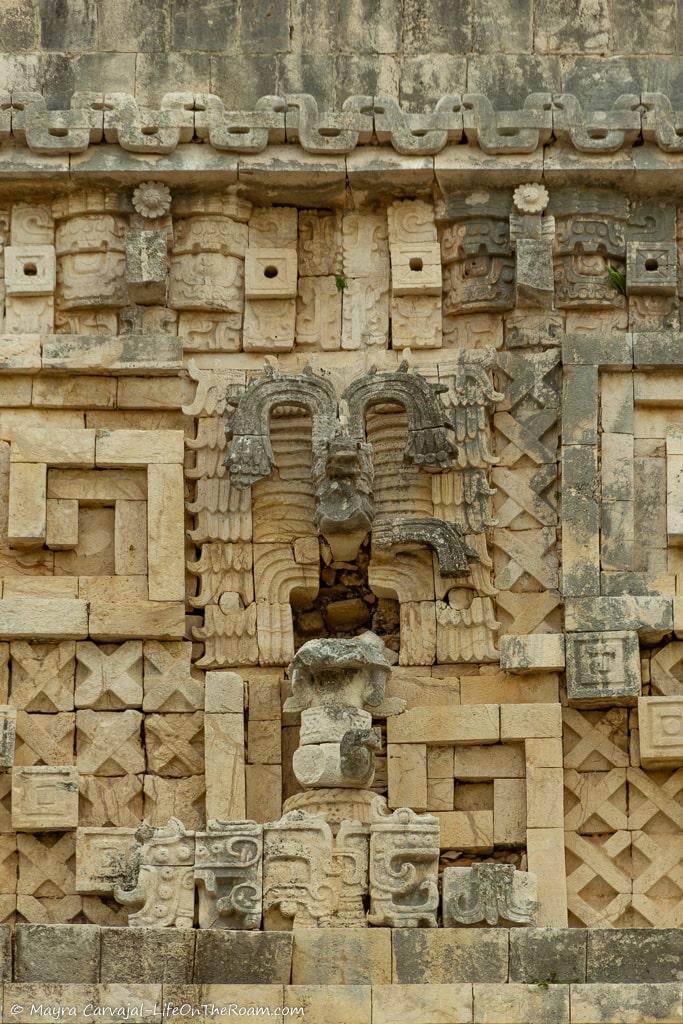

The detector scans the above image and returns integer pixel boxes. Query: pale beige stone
[427,745,455,778]
[526,766,564,828]
[79,774,143,827]
[117,376,195,410]
[14,710,74,766]
[75,826,138,893]
[204,669,244,713]
[48,468,147,502]
[10,640,75,712]
[493,778,526,845]
[436,810,494,852]
[427,778,454,810]
[12,766,79,831]
[145,711,203,777]
[245,248,297,299]
[88,599,185,640]
[285,985,371,1024]
[524,737,563,767]
[75,641,143,710]
[387,705,499,744]
[499,633,565,673]
[372,983,473,1024]
[637,695,683,768]
[32,375,116,409]
[8,462,46,547]
[500,703,562,739]
[570,983,681,1024]
[147,463,185,601]
[292,929,391,985]
[114,500,147,575]
[95,429,185,466]
[0,599,87,639]
[77,576,148,603]
[453,743,525,780]
[473,983,569,1024]
[526,828,568,926]
[460,672,559,705]
[10,427,95,467]
[246,763,282,823]
[142,640,203,712]
[46,498,79,550]
[387,743,428,811]
[54,506,115,577]
[76,709,144,776]
[143,774,205,829]
[205,713,245,820]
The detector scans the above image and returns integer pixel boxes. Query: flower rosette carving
[513,183,549,214]
[132,181,172,219]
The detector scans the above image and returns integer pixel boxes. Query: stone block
[204,670,244,713]
[390,242,442,296]
[88,600,185,641]
[42,334,182,375]
[392,929,508,983]
[291,929,391,985]
[8,462,47,548]
[95,429,185,467]
[372,983,473,1024]
[245,248,297,299]
[586,930,683,982]
[509,927,587,983]
[565,597,673,641]
[194,931,293,984]
[284,985,371,1024]
[526,828,568,927]
[126,230,168,305]
[387,705,499,744]
[524,737,563,768]
[147,463,185,602]
[245,763,282,824]
[15,923,100,982]
[570,982,682,1023]
[76,710,144,776]
[46,498,79,550]
[5,246,56,296]
[637,696,683,768]
[5,984,98,1023]
[75,827,138,894]
[493,778,526,845]
[436,810,494,852]
[387,743,427,811]
[562,364,598,445]
[500,703,562,739]
[100,927,195,983]
[526,766,563,828]
[11,427,96,468]
[12,766,78,832]
[0,598,88,634]
[473,983,569,1024]
[499,634,565,673]
[566,631,641,707]
[205,713,245,821]
[0,706,16,767]
[515,238,554,307]
[453,744,525,780]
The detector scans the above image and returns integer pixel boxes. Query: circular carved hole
[409,257,423,272]
[23,263,37,276]
[645,258,659,271]
[264,265,279,278]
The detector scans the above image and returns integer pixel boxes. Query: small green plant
[535,979,550,990]
[607,265,627,295]
[334,273,348,293]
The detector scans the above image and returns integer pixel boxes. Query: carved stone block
[638,696,683,768]
[12,766,79,832]
[195,821,263,929]
[442,864,538,926]
[390,243,442,296]
[368,801,439,928]
[566,630,641,707]
[5,246,56,296]
[75,826,139,894]
[125,230,168,305]
[626,241,677,295]
[245,248,297,299]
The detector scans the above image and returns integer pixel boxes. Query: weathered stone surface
[586,929,683,982]
[392,929,509,983]
[100,926,195,983]
[193,930,293,984]
[15,923,100,982]
[509,928,587,983]
[291,929,391,984]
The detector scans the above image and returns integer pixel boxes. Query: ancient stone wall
[0,2,679,1022]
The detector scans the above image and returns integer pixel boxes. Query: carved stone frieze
[368,800,440,928]
[442,863,538,926]
[194,819,262,929]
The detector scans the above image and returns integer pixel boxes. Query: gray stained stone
[509,928,587,983]
[15,924,100,983]
[193,930,293,984]
[586,929,683,982]
[100,927,195,984]
[392,928,509,984]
